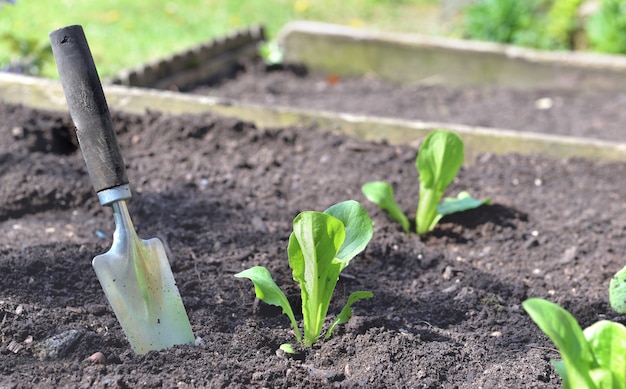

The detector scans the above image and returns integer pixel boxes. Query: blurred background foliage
[460,0,626,54]
[0,0,624,79]
[0,0,443,78]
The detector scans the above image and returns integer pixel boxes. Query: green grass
[0,0,441,79]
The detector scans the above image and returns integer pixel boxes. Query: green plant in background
[0,0,51,76]
[543,0,584,50]
[362,130,490,235]
[586,0,626,54]
[523,298,626,388]
[235,200,373,348]
[0,0,444,79]
[0,32,51,76]
[258,40,284,66]
[461,0,544,45]
[460,0,586,51]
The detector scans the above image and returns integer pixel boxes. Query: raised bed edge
[108,25,265,90]
[1,73,625,163]
[278,21,626,91]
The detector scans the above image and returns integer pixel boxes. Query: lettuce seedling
[523,298,626,389]
[235,200,374,347]
[415,130,465,234]
[361,181,410,233]
[362,130,489,235]
[437,191,492,216]
[259,41,284,66]
[609,264,626,314]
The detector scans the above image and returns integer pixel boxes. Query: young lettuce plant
[523,298,626,389]
[609,264,626,314]
[259,40,284,66]
[235,200,374,347]
[362,130,489,235]
[360,181,410,234]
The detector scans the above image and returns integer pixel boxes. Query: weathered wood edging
[109,26,264,90]
[1,72,625,163]
[278,21,626,91]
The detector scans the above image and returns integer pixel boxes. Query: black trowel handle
[50,25,128,194]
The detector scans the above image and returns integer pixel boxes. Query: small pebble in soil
[7,340,23,354]
[525,239,539,249]
[534,97,554,110]
[559,246,577,264]
[86,304,108,315]
[344,364,352,377]
[305,365,341,381]
[31,329,84,360]
[86,351,106,364]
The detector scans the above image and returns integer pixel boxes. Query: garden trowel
[49,25,195,354]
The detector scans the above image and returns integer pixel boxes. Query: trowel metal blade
[92,235,194,354]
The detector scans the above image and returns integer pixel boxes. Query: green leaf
[522,298,598,389]
[279,343,296,354]
[437,191,491,216]
[234,266,302,344]
[288,212,345,346]
[324,200,374,268]
[325,291,373,340]
[551,360,569,384]
[415,130,464,235]
[586,0,626,55]
[583,320,626,389]
[361,181,410,233]
[609,264,626,313]
[259,40,284,65]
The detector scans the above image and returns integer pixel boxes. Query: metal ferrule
[97,184,132,206]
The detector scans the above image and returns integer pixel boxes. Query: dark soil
[1,92,625,388]
[188,60,626,143]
